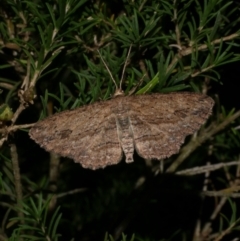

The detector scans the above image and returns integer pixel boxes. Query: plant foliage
[0,0,240,240]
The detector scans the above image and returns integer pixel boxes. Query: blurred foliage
[0,0,240,240]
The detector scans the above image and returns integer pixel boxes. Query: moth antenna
[120,45,132,91]
[97,49,118,91]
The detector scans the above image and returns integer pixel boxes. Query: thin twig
[192,162,211,241]
[199,177,240,240]
[213,218,240,241]
[0,123,35,134]
[120,45,132,90]
[48,153,60,211]
[10,143,24,223]
[184,33,239,56]
[191,65,215,78]
[56,188,87,198]
[139,58,149,79]
[167,33,239,73]
[202,190,240,198]
[11,103,26,125]
[177,160,240,176]
[173,0,181,47]
[0,82,14,90]
[97,49,119,91]
[21,59,31,90]
[201,197,228,239]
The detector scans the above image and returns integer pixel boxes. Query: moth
[29,47,214,170]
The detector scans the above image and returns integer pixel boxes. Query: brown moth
[29,48,214,170]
